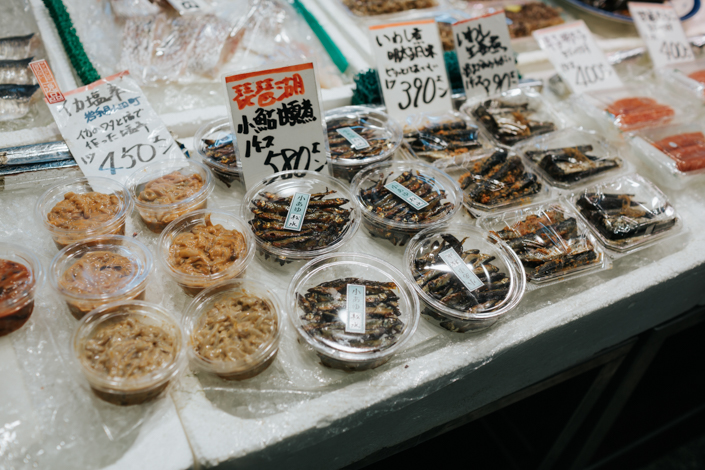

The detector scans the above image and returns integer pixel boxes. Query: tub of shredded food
[182,279,281,380]
[72,300,186,406]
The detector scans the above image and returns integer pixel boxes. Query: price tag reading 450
[533,21,623,94]
[224,62,327,188]
[629,2,693,68]
[369,19,453,122]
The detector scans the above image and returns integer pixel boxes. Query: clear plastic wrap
[569,173,683,255]
[336,0,441,18]
[629,122,705,190]
[404,224,525,332]
[194,117,241,187]
[461,87,566,148]
[0,242,43,336]
[478,202,610,285]
[659,59,705,102]
[513,128,627,190]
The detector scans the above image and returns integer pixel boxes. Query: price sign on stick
[369,19,453,122]
[31,64,187,185]
[533,21,623,94]
[224,62,327,188]
[628,2,694,68]
[452,11,519,99]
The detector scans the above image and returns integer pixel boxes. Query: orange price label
[29,59,65,104]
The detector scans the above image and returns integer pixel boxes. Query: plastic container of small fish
[659,60,705,102]
[241,170,361,270]
[435,148,552,218]
[126,158,214,233]
[628,123,705,190]
[158,210,255,296]
[0,242,43,337]
[513,128,627,190]
[477,202,610,286]
[49,235,153,320]
[335,0,442,19]
[326,106,403,182]
[401,110,495,163]
[287,252,420,371]
[404,224,525,333]
[567,173,683,255]
[194,117,242,186]
[350,161,462,247]
[71,300,187,406]
[460,87,566,148]
[35,176,134,250]
[182,279,281,380]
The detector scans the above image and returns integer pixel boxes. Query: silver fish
[0,84,39,121]
[0,57,35,85]
[0,34,34,60]
[0,141,71,167]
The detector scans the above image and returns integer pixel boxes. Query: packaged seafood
[241,170,360,269]
[326,106,402,182]
[0,57,36,85]
[71,300,186,406]
[570,173,681,254]
[478,203,609,284]
[287,253,419,371]
[158,210,254,296]
[514,128,625,189]
[194,117,241,186]
[0,243,43,337]
[0,33,35,60]
[127,159,214,233]
[350,161,461,247]
[404,224,525,332]
[49,236,152,320]
[629,123,705,190]
[182,279,281,380]
[659,60,705,102]
[338,0,439,17]
[503,2,564,38]
[35,177,134,250]
[402,111,493,163]
[462,88,564,148]
[0,83,39,121]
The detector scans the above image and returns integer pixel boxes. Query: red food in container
[652,132,705,172]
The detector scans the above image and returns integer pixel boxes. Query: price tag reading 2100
[370,19,453,122]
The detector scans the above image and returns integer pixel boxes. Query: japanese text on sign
[533,21,623,93]
[346,284,366,334]
[385,180,429,210]
[29,59,64,104]
[336,127,370,150]
[369,19,453,122]
[628,2,693,68]
[39,71,185,184]
[439,248,484,293]
[452,11,519,99]
[225,62,327,188]
[283,193,311,232]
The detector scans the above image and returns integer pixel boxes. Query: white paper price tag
[439,248,484,293]
[166,0,207,15]
[40,71,186,185]
[453,11,519,99]
[628,2,694,68]
[346,284,366,334]
[224,62,327,188]
[369,19,453,122]
[533,21,623,94]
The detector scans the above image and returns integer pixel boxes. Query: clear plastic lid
[404,224,525,321]
[461,87,565,148]
[402,110,494,163]
[569,173,682,254]
[660,59,705,101]
[326,106,402,166]
[0,242,43,316]
[514,128,626,190]
[182,279,281,379]
[477,202,610,284]
[241,170,361,262]
[287,253,419,367]
[193,117,241,181]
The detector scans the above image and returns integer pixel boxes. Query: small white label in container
[284,192,310,231]
[336,127,370,150]
[346,284,366,334]
[384,181,429,210]
[439,248,484,292]
[166,0,207,14]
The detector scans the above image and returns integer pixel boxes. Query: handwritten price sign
[224,62,327,188]
[453,11,519,99]
[369,19,453,122]
[629,2,693,68]
[533,21,623,94]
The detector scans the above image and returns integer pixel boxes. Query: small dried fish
[404,115,482,161]
[473,99,555,146]
[525,145,621,183]
[0,34,34,60]
[0,57,35,85]
[0,84,39,121]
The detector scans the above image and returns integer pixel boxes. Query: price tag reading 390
[369,19,453,122]
[533,21,623,93]
[628,2,693,68]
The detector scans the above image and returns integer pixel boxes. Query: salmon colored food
[687,70,705,85]
[605,97,674,131]
[652,132,705,173]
